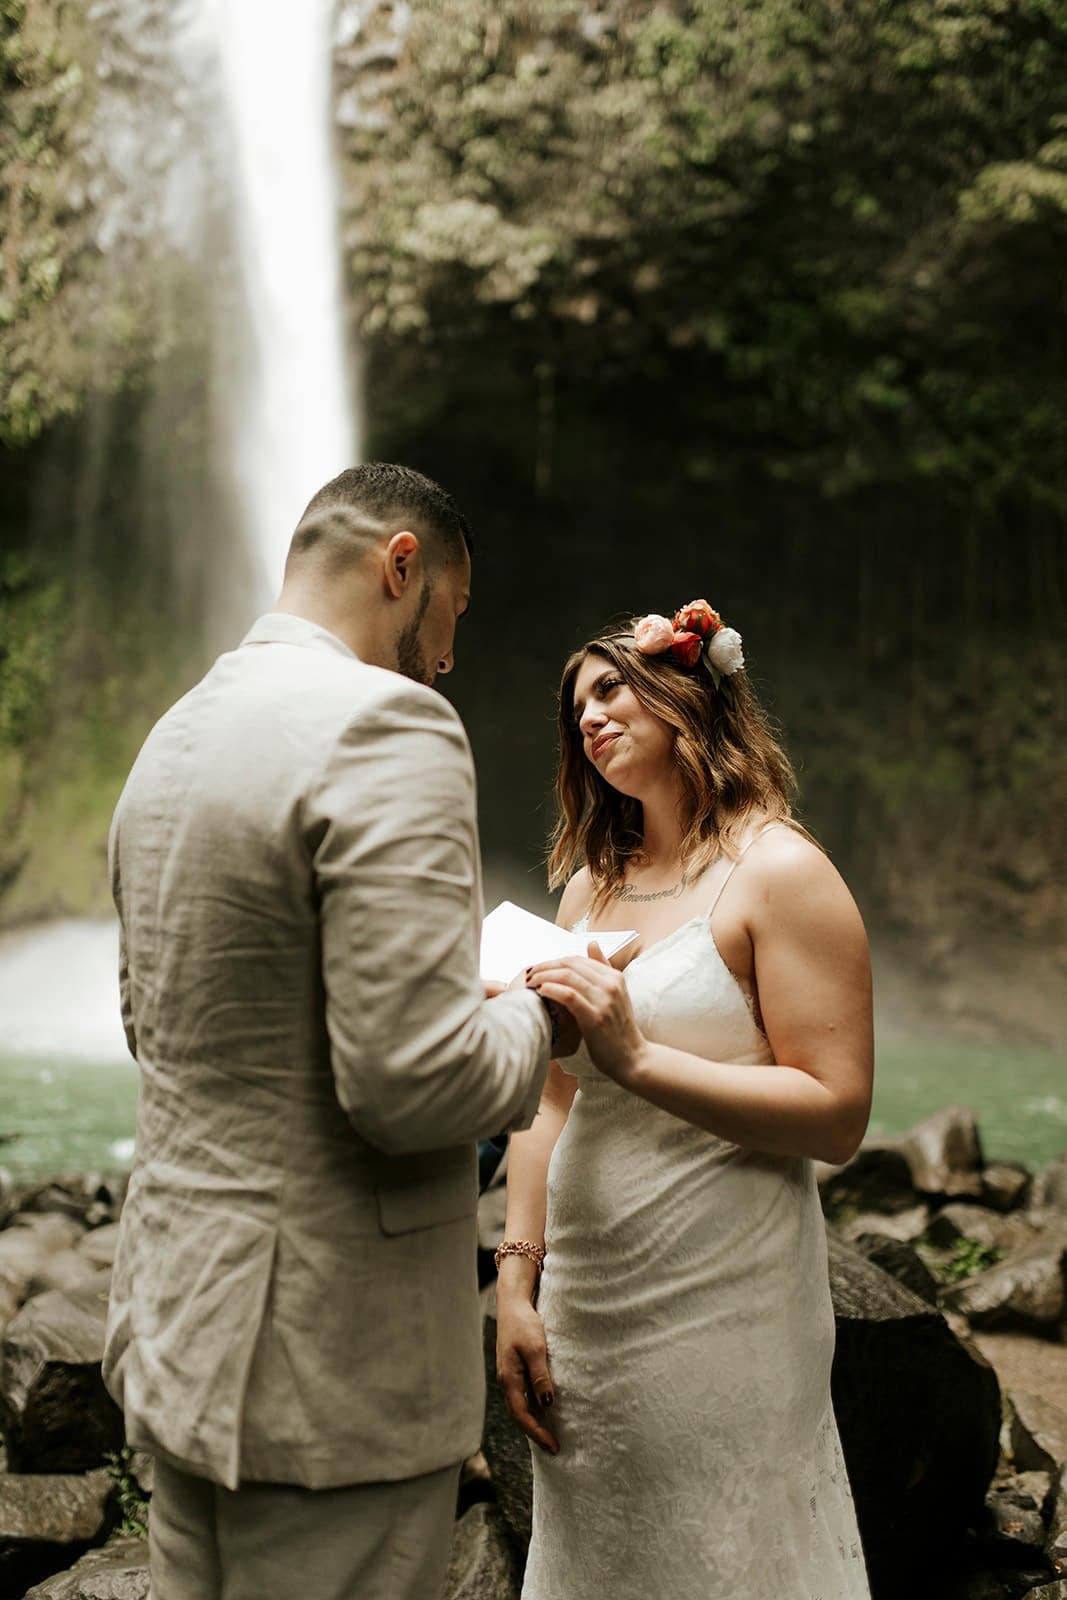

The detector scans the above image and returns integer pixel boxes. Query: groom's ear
[382,530,421,599]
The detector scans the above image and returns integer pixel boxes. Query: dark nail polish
[541,1392,554,1408]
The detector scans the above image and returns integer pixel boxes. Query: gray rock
[0,1217,88,1335]
[445,1503,522,1600]
[1033,1156,1067,1216]
[77,1227,121,1272]
[887,1105,986,1200]
[945,1233,1067,1335]
[22,1535,149,1599]
[29,1250,103,1299]
[925,1204,1042,1256]
[16,1177,127,1231]
[1017,1584,1067,1599]
[985,1487,1048,1554]
[998,1471,1054,1516]
[0,1469,113,1593]
[1010,1393,1067,1477]
[1044,1466,1067,1577]
[837,1204,930,1245]
[983,1164,1033,1213]
[0,1273,125,1472]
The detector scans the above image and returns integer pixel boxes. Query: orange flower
[669,630,704,668]
[673,599,722,638]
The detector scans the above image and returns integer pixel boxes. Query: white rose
[706,626,744,675]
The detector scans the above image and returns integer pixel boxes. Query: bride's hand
[526,943,646,1084]
[495,1266,559,1456]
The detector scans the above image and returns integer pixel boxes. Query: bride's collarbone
[591,891,756,992]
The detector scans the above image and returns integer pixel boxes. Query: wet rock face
[0,1273,125,1473]
[0,1470,114,1595]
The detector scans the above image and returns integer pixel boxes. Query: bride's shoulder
[747,822,860,919]
[555,866,594,930]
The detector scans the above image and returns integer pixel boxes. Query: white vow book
[479,900,638,986]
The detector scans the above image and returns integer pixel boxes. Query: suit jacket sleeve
[108,814,138,1060]
[309,680,550,1154]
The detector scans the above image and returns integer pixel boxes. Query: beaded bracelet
[494,1239,546,1275]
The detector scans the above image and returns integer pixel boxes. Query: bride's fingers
[530,980,597,1032]
[499,1364,559,1455]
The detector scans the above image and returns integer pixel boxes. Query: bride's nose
[580,705,606,738]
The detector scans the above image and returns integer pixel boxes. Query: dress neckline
[571,910,768,1042]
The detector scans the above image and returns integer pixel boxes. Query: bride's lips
[591,731,621,761]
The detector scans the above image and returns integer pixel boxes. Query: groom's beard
[394,581,434,685]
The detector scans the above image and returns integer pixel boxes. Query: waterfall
[208,0,359,603]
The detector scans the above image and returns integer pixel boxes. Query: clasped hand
[525,943,646,1081]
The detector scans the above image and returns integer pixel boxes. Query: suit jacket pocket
[374,1144,478,1236]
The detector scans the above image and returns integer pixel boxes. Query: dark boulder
[851,1233,941,1305]
[0,1272,125,1472]
[819,1146,919,1218]
[827,1233,1002,1597]
[0,1469,113,1595]
[16,1176,128,1232]
[22,1535,149,1600]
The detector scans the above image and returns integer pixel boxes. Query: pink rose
[634,614,675,654]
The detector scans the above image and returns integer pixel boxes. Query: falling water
[209,0,359,601]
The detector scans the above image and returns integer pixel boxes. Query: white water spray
[209,0,359,601]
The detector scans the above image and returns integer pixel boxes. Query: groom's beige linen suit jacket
[103,613,550,1491]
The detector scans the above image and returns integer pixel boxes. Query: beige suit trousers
[148,1457,460,1600]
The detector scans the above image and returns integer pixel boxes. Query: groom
[104,463,563,1600]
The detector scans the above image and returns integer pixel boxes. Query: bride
[495,601,874,1599]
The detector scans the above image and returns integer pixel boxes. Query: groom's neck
[273,576,386,668]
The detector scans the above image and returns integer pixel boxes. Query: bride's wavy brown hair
[547,620,817,898]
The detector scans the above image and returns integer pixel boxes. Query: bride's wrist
[496,1251,541,1300]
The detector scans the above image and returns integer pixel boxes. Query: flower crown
[633,600,744,691]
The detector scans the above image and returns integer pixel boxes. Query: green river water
[2,1036,1065,1176]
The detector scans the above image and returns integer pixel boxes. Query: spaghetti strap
[705,822,787,921]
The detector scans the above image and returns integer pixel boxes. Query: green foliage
[919,1233,1003,1286]
[0,554,66,747]
[105,1446,149,1540]
[344,0,1067,505]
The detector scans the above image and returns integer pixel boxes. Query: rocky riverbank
[1,1109,1066,1599]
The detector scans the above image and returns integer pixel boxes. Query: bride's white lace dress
[523,852,871,1599]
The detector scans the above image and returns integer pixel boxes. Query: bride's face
[572,653,675,798]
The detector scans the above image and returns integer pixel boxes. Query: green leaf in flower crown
[700,645,723,691]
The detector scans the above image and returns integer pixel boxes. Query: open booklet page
[480,900,638,986]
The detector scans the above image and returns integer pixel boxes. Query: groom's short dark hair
[292,462,473,572]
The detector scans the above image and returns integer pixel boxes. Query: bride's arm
[495,1060,577,1455]
[495,871,587,1455]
